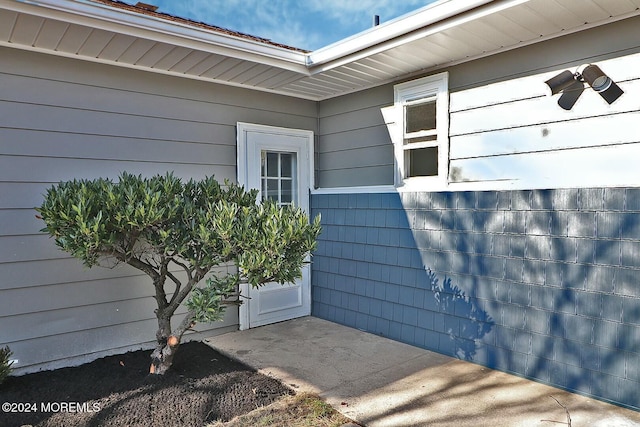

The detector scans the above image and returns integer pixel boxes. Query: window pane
[281,179,292,204]
[404,135,437,146]
[260,151,298,206]
[407,146,438,177]
[266,178,279,201]
[406,101,436,134]
[266,152,278,177]
[280,153,293,178]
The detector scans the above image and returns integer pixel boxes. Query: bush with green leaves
[0,346,14,385]
[37,172,321,374]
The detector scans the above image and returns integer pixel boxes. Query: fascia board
[5,0,310,74]
[307,0,500,68]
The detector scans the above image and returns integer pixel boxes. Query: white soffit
[293,0,640,99]
[0,0,639,101]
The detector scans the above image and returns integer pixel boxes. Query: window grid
[261,151,296,207]
[393,72,449,187]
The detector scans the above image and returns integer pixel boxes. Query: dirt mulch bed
[0,342,292,427]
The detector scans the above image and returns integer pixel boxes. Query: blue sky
[149,0,436,51]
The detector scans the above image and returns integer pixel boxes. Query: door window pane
[261,151,297,206]
[281,180,292,204]
[266,179,279,201]
[280,153,293,178]
[266,152,278,177]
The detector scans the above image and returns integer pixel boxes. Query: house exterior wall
[312,16,640,409]
[0,46,317,374]
[317,85,394,188]
[317,15,640,190]
[312,189,640,409]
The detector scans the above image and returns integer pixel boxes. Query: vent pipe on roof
[373,15,380,27]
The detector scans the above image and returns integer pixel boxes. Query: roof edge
[89,0,309,53]
[306,0,498,67]
[6,0,310,72]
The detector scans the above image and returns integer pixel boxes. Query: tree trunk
[149,337,179,375]
[149,310,196,375]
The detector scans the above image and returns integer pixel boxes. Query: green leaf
[37,172,321,348]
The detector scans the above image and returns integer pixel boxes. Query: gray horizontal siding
[318,125,391,153]
[0,50,317,121]
[319,143,391,172]
[450,111,640,159]
[0,183,60,209]
[315,15,640,190]
[4,295,161,341]
[317,86,394,188]
[447,14,640,94]
[1,258,232,303]
[2,272,158,316]
[2,126,238,165]
[0,235,69,264]
[0,46,316,373]
[317,165,394,189]
[318,104,387,136]
[0,155,237,184]
[3,100,230,143]
[0,258,146,291]
[0,208,47,236]
[5,313,237,372]
[448,71,640,187]
[447,15,640,189]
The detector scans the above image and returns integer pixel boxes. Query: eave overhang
[1,0,639,101]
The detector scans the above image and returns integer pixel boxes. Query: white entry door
[237,122,314,329]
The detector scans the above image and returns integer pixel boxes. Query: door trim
[236,122,314,330]
[237,122,314,199]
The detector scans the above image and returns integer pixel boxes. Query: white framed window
[261,151,297,207]
[393,72,449,189]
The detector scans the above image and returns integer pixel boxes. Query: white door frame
[236,122,314,330]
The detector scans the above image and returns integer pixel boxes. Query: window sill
[396,176,449,193]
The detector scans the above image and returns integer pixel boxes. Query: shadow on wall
[414,188,640,409]
[311,189,640,409]
[426,269,494,361]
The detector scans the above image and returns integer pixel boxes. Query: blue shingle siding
[311,187,640,409]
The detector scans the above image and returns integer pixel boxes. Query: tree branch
[166,270,182,295]
[166,264,210,315]
[166,277,197,315]
[171,258,193,282]
[126,230,140,253]
[167,258,194,308]
[100,249,159,281]
[172,309,197,342]
[154,255,171,311]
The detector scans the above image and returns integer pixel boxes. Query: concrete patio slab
[205,316,640,426]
